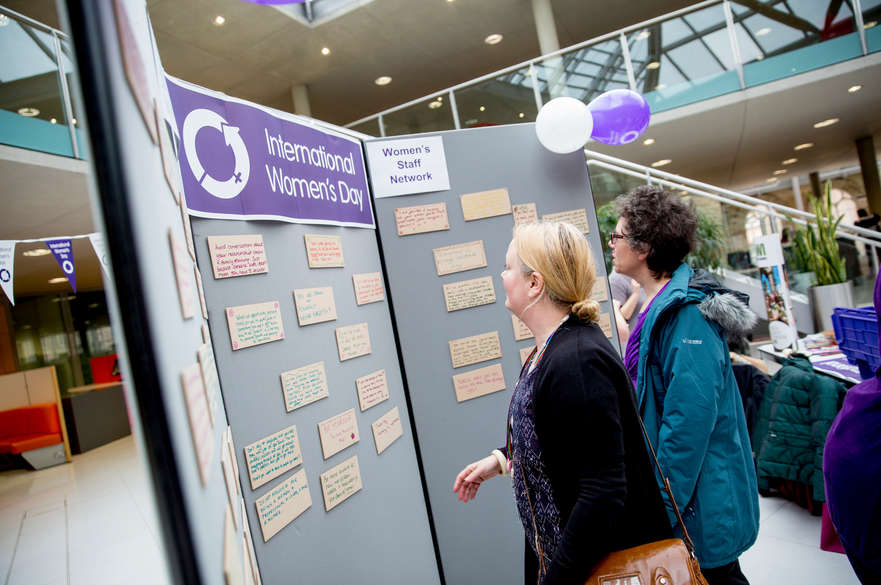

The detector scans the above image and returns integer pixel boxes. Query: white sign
[752,234,785,268]
[365,136,450,198]
[88,232,111,275]
[0,241,15,306]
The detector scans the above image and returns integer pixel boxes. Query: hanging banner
[88,232,111,275]
[753,234,797,350]
[165,76,374,229]
[0,240,15,306]
[46,238,77,292]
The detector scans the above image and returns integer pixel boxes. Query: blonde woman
[453,221,670,585]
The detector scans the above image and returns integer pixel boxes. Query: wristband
[491,449,508,476]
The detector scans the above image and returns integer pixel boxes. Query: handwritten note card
[453,363,506,403]
[207,234,268,279]
[520,345,536,366]
[372,407,403,454]
[169,230,196,320]
[255,468,311,542]
[352,272,385,305]
[598,312,613,338]
[181,363,213,485]
[543,208,590,233]
[335,322,372,361]
[318,408,360,459]
[244,425,303,490]
[304,234,344,268]
[180,201,196,260]
[194,266,208,320]
[293,287,338,326]
[355,369,390,411]
[433,240,487,276]
[320,456,362,512]
[223,506,243,585]
[226,301,284,350]
[512,314,534,340]
[394,202,450,236]
[591,279,609,302]
[443,276,496,312]
[220,440,239,529]
[225,427,241,496]
[448,331,502,368]
[280,361,329,412]
[460,188,512,221]
[513,203,539,226]
[197,343,220,426]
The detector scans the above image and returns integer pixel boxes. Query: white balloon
[534,97,593,154]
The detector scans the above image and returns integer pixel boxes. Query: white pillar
[292,84,312,118]
[531,0,566,99]
[790,176,804,211]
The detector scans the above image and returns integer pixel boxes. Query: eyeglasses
[609,231,632,244]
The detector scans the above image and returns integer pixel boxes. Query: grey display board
[191,218,440,585]
[367,124,617,585]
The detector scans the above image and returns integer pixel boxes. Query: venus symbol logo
[0,269,9,283]
[182,108,250,199]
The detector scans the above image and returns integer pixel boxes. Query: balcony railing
[347,0,880,137]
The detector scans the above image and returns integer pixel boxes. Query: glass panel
[455,66,539,128]
[381,96,456,137]
[627,4,740,113]
[860,0,881,52]
[731,0,862,86]
[60,38,85,155]
[535,40,629,105]
[0,15,74,156]
[13,294,78,391]
[348,118,380,137]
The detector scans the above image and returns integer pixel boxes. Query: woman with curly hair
[453,221,671,585]
[610,185,759,585]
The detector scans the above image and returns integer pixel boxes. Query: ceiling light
[72,118,77,125]
[23,249,51,257]
[643,138,655,146]
[755,55,764,61]
[813,118,839,128]
[437,96,443,101]
[479,106,486,112]
[428,100,442,109]
[321,47,331,56]
[374,76,392,86]
[0,15,8,27]
[18,107,39,117]
[635,31,650,41]
[484,34,503,45]
[48,277,68,284]
[773,169,787,175]
[765,178,778,183]
[865,21,877,29]
[756,27,772,36]
[446,0,455,3]
[794,142,814,151]
[655,83,666,90]
[646,61,660,70]
[848,84,862,93]
[50,118,57,124]
[212,15,226,26]
[651,159,672,168]
[518,112,525,119]
[782,158,797,165]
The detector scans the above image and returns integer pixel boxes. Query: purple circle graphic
[195,125,236,182]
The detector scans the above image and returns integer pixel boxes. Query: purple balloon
[587,89,651,146]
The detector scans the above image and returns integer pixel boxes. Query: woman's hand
[453,455,502,502]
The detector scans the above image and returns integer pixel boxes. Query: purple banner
[813,355,862,382]
[46,238,76,292]
[166,77,374,229]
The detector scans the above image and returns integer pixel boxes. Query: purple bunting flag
[46,238,77,292]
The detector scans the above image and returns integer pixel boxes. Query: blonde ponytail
[571,299,600,323]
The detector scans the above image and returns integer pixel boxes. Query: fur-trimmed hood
[688,269,758,336]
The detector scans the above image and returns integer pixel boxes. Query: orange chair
[0,404,66,469]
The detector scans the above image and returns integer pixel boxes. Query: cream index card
[304,234,344,268]
[453,363,506,402]
[223,506,244,585]
[169,230,196,320]
[460,188,511,221]
[355,369,390,411]
[449,331,502,368]
[513,203,539,226]
[591,279,609,302]
[194,266,208,320]
[352,272,385,305]
[542,208,590,233]
[335,322,372,361]
[293,286,338,326]
[320,455,362,512]
[207,234,269,279]
[598,312,613,338]
[394,202,450,236]
[520,345,536,366]
[255,468,311,542]
[443,276,496,312]
[244,425,303,490]
[280,361,329,412]
[197,343,220,426]
[220,440,239,529]
[181,363,213,485]
[226,301,285,350]
[433,240,487,276]
[512,314,534,340]
[317,408,360,459]
[372,407,403,454]
[225,427,242,495]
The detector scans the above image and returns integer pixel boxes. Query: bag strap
[634,408,699,558]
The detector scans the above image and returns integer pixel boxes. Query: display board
[190,217,440,585]
[367,124,617,585]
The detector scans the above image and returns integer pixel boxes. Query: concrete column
[790,176,804,211]
[856,135,881,214]
[292,84,312,118]
[531,0,565,98]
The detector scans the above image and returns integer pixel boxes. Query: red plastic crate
[831,306,880,379]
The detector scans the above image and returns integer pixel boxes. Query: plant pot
[789,271,815,294]
[810,281,854,333]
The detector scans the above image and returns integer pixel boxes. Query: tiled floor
[0,436,863,585]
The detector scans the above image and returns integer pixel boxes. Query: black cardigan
[524,316,672,585]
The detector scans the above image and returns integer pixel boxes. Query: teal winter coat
[635,264,760,569]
